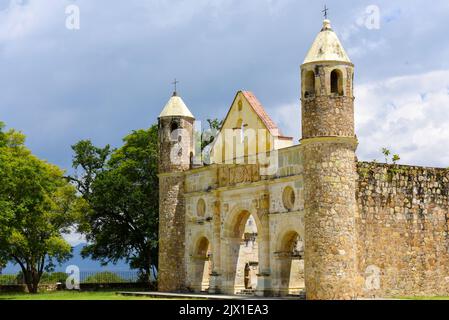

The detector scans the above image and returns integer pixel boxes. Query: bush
[40,272,68,284]
[9,271,68,285]
[0,274,18,285]
[83,272,125,284]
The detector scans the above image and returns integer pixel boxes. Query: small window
[304,70,315,98]
[330,69,343,96]
[170,121,179,132]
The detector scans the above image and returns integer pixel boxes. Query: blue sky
[1,1,449,178]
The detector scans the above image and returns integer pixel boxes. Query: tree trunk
[140,267,151,284]
[24,270,41,293]
[13,257,41,294]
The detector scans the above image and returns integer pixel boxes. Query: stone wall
[302,95,354,139]
[356,162,449,297]
[303,138,361,300]
[158,173,187,292]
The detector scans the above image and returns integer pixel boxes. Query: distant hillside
[1,244,131,274]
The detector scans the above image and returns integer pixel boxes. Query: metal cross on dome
[322,5,329,19]
[172,78,179,96]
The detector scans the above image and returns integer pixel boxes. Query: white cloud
[346,38,387,59]
[63,229,86,247]
[270,102,300,142]
[356,69,449,167]
[1,0,449,173]
[0,1,63,43]
[270,69,449,168]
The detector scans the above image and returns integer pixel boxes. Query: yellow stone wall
[184,146,307,296]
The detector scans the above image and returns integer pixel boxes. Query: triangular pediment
[210,91,293,164]
[219,91,291,139]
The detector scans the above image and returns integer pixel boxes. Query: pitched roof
[241,91,292,139]
[303,19,351,65]
[159,94,195,119]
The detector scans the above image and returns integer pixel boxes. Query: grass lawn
[0,291,160,300]
[399,296,449,300]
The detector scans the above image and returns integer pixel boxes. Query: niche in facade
[330,69,344,96]
[197,198,206,217]
[304,70,315,98]
[282,186,296,211]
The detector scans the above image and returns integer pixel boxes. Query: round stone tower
[301,19,361,300]
[158,90,195,292]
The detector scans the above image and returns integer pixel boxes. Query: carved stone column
[210,199,222,293]
[208,272,222,294]
[255,192,272,296]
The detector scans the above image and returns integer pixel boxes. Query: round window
[282,186,295,211]
[197,199,206,217]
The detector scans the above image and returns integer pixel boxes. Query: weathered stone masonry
[158,173,187,292]
[157,98,194,292]
[356,163,449,297]
[303,138,361,300]
[156,18,449,299]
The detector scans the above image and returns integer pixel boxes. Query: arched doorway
[276,231,304,296]
[224,210,261,295]
[191,236,212,293]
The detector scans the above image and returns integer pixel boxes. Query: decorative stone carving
[218,165,260,188]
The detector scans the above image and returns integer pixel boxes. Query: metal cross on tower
[172,78,179,96]
[322,5,329,19]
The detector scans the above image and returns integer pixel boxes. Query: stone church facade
[157,19,449,300]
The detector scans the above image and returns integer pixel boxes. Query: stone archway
[275,230,305,296]
[190,236,212,293]
[222,207,264,295]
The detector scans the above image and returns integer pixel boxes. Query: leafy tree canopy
[70,126,159,282]
[0,123,77,293]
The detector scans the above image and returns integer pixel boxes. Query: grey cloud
[0,0,448,171]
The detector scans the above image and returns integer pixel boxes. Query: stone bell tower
[158,89,195,292]
[301,19,361,300]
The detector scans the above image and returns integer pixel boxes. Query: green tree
[0,121,6,147]
[69,140,111,200]
[195,118,223,165]
[0,125,76,293]
[381,147,401,165]
[381,147,391,164]
[71,126,159,282]
[201,118,222,151]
